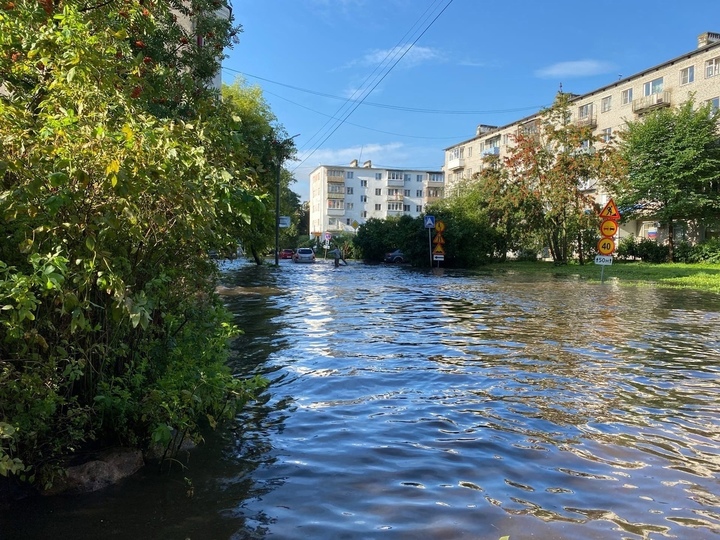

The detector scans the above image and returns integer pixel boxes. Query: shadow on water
[2,258,719,540]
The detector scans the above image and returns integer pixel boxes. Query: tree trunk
[667,219,675,262]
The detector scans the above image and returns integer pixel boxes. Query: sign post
[424,215,435,267]
[595,199,621,283]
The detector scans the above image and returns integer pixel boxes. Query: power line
[291,0,456,174]
[223,66,545,116]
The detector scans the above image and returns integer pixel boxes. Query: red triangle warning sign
[599,199,620,220]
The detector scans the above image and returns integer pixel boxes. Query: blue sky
[223,0,718,202]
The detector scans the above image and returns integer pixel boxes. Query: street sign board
[595,255,613,265]
[424,215,436,228]
[600,219,618,237]
[433,254,445,261]
[597,238,615,255]
[599,199,620,220]
[432,244,445,255]
[279,216,291,228]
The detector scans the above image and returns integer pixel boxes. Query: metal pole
[428,228,432,267]
[274,152,280,266]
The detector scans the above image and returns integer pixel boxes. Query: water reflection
[221,260,720,540]
[2,259,718,540]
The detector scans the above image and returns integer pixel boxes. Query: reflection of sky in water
[214,261,720,539]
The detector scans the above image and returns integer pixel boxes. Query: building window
[388,171,403,180]
[403,204,410,212]
[416,174,423,182]
[601,96,611,112]
[578,103,593,120]
[360,195,368,202]
[680,65,695,85]
[388,202,403,211]
[643,77,663,96]
[346,203,354,210]
[416,205,422,212]
[602,127,612,143]
[705,56,720,78]
[346,219,351,225]
[346,187,353,194]
[388,188,401,197]
[416,189,423,197]
[360,180,367,187]
[374,204,381,211]
[621,88,633,105]
[467,146,472,157]
[429,173,443,182]
[346,171,353,179]
[448,147,464,160]
[404,174,411,182]
[375,188,382,196]
[328,169,343,176]
[375,173,382,180]
[709,97,720,112]
[327,199,344,209]
[328,184,344,194]
[362,211,367,218]
[404,189,410,196]
[503,134,510,145]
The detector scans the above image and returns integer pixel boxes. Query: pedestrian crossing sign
[424,215,436,228]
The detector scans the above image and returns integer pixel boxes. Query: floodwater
[2,259,719,540]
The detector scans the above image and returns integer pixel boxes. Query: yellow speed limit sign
[597,237,615,255]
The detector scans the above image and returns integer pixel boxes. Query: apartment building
[443,31,720,243]
[309,160,445,237]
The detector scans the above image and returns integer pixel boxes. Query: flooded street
[3,259,720,540]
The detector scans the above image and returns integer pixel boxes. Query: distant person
[329,246,347,267]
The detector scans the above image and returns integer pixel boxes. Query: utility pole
[274,134,300,266]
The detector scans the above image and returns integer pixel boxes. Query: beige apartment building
[309,160,444,238]
[444,32,720,244]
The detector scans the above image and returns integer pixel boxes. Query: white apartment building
[309,160,445,237]
[444,31,720,243]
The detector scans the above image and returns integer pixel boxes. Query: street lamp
[275,134,300,266]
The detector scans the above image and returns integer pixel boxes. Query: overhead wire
[222,66,546,116]
[290,0,456,174]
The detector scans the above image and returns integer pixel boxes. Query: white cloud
[535,59,616,79]
[345,45,444,70]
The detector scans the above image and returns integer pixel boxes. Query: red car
[280,249,294,260]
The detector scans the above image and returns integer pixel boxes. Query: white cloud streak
[535,59,616,79]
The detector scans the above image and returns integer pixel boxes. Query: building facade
[443,32,720,244]
[309,160,444,238]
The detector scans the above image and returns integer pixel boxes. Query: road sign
[432,244,445,255]
[597,237,615,255]
[599,199,620,220]
[433,232,445,244]
[435,220,446,233]
[279,216,291,228]
[433,254,445,261]
[325,232,332,241]
[424,215,436,228]
[594,255,613,265]
[600,219,618,237]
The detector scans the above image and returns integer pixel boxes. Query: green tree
[609,97,720,261]
[0,0,269,486]
[503,92,607,263]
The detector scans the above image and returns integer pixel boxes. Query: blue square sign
[424,215,436,229]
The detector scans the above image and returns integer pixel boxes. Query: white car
[293,247,316,263]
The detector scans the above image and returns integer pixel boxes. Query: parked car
[293,247,316,263]
[280,248,294,260]
[384,249,404,263]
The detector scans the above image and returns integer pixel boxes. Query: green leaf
[66,66,76,83]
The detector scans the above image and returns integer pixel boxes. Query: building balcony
[327,174,345,184]
[447,158,465,170]
[575,114,597,129]
[387,194,404,201]
[386,177,405,187]
[327,192,345,200]
[425,195,442,203]
[482,147,500,157]
[632,91,671,113]
[327,207,345,216]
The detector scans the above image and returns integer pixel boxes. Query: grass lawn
[486,260,720,294]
